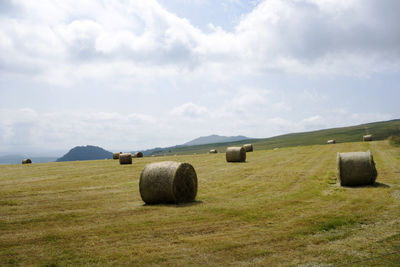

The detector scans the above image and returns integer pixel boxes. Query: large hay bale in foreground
[209,149,218,154]
[363,135,372,142]
[112,152,121,159]
[327,140,336,144]
[226,147,246,162]
[119,153,132,165]
[243,144,253,152]
[139,161,198,204]
[337,151,377,186]
[133,152,143,158]
[22,159,32,164]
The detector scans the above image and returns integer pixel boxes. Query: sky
[0,0,399,156]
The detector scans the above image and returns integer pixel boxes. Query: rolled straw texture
[139,161,198,204]
[243,144,253,152]
[119,153,132,165]
[133,152,143,158]
[226,147,246,162]
[363,135,372,142]
[22,159,32,164]
[337,150,377,186]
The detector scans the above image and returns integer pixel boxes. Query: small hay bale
[209,149,218,154]
[327,140,336,144]
[22,159,32,164]
[112,152,121,159]
[337,150,377,186]
[243,144,253,152]
[363,135,372,142]
[133,152,143,158]
[119,153,132,165]
[139,161,198,204]
[226,146,246,162]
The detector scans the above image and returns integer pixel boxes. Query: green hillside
[1,140,400,266]
[153,119,400,156]
[183,134,250,146]
[56,145,112,162]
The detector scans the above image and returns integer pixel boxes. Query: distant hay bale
[119,153,132,165]
[112,152,121,159]
[226,146,246,162]
[337,150,377,186]
[243,144,253,152]
[327,140,336,144]
[22,159,32,164]
[133,152,143,158]
[139,161,198,204]
[209,149,218,154]
[363,135,372,142]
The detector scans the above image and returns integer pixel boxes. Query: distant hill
[183,134,251,146]
[135,135,250,156]
[140,119,400,156]
[56,145,112,162]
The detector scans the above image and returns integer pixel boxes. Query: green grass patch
[0,200,20,206]
[389,135,400,146]
[314,216,357,232]
[208,207,273,222]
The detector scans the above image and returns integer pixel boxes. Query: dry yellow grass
[1,141,400,266]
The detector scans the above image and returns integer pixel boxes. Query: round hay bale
[139,161,198,204]
[243,144,253,152]
[112,152,121,159]
[327,140,336,144]
[226,146,246,162]
[119,153,132,165]
[363,135,372,142]
[22,159,32,164]
[133,152,143,158]
[337,150,377,186]
[209,149,218,154]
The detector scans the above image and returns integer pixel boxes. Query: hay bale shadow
[371,182,390,188]
[142,200,203,207]
[342,182,390,188]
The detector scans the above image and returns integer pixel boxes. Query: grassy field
[1,140,400,266]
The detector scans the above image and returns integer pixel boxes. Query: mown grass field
[1,140,400,266]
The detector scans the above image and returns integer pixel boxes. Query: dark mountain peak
[184,134,251,146]
[56,145,112,162]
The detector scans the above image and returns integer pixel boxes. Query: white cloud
[170,102,209,118]
[232,0,400,76]
[1,0,399,86]
[272,102,292,112]
[0,108,159,153]
[0,0,399,153]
